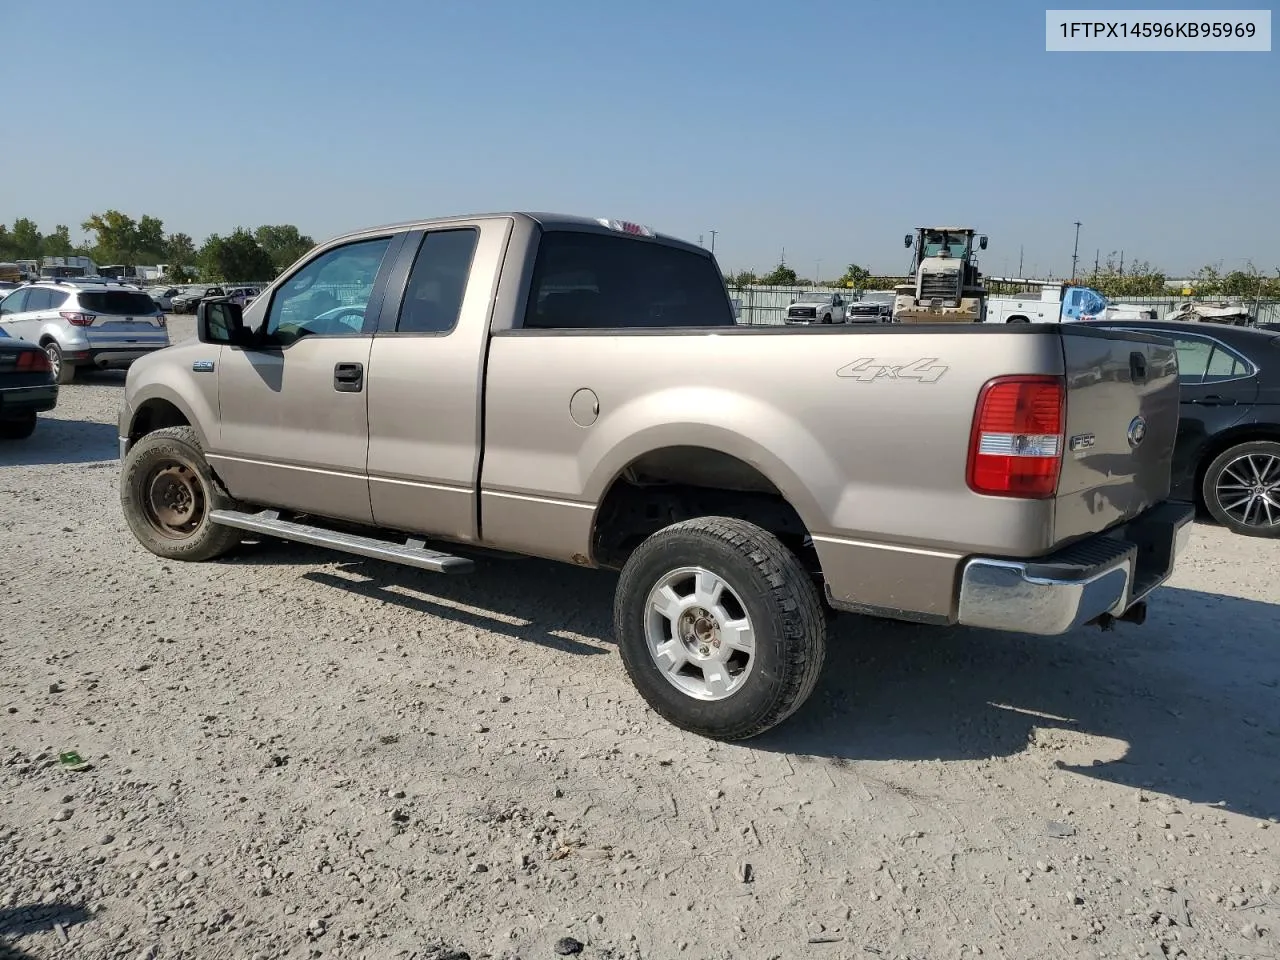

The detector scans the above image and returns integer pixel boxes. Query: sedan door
[208,233,405,524]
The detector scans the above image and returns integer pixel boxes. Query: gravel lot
[2,317,1278,960]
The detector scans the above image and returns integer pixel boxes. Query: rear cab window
[523,230,734,329]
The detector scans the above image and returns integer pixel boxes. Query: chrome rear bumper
[957,502,1195,635]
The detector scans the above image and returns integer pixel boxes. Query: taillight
[59,311,96,326]
[16,350,52,372]
[156,314,167,327]
[967,375,1065,499]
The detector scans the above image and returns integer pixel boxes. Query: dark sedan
[1082,319,1280,537]
[0,327,58,439]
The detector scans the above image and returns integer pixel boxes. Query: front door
[208,234,401,524]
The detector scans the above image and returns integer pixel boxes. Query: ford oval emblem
[1127,415,1148,448]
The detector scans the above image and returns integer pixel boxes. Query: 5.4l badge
[836,357,948,383]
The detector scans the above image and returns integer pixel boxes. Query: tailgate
[1054,327,1179,542]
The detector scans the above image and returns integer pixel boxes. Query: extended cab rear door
[208,233,405,524]
[364,217,510,542]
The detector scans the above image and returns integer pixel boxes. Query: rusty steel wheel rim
[142,462,206,540]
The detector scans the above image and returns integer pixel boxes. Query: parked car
[171,286,225,313]
[784,292,846,324]
[1082,319,1280,537]
[0,281,171,383]
[117,212,1193,741]
[843,293,894,323]
[146,286,181,312]
[224,286,262,307]
[0,325,58,439]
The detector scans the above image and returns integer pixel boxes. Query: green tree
[136,215,166,261]
[724,270,758,288]
[254,224,315,273]
[81,210,140,265]
[199,229,275,281]
[838,262,872,291]
[43,225,73,258]
[760,263,798,286]
[164,232,197,279]
[0,225,12,260]
[10,218,43,258]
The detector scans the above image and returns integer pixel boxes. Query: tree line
[726,257,1280,299]
[0,212,316,283]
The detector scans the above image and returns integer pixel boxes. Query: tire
[120,426,245,561]
[0,411,37,440]
[613,516,827,741]
[1201,440,1280,538]
[44,342,77,384]
[1007,316,1029,324]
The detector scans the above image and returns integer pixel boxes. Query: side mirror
[904,234,913,248]
[197,298,251,346]
[979,235,989,250]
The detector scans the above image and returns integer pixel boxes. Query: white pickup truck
[986,283,1157,325]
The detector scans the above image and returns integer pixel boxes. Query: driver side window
[265,237,392,344]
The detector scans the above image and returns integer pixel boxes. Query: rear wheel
[120,426,245,560]
[0,411,37,440]
[614,516,827,741]
[1202,441,1280,537]
[44,342,76,384]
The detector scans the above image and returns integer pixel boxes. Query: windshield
[921,232,970,258]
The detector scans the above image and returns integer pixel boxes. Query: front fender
[121,345,222,450]
[578,386,845,535]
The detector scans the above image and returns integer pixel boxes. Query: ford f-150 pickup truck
[117,213,1194,741]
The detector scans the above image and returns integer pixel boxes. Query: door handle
[334,362,364,392]
[1129,351,1148,384]
[1192,395,1235,406]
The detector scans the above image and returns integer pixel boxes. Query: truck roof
[325,212,708,256]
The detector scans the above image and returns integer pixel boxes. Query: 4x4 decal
[836,357,948,383]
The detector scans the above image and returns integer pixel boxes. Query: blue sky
[5,0,1276,277]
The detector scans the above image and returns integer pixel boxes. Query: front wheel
[1202,441,1280,537]
[614,516,827,741]
[120,426,245,561]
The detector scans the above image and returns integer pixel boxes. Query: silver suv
[0,281,170,383]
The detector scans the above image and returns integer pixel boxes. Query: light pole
[815,259,822,286]
[709,230,717,254]
[1070,221,1082,280]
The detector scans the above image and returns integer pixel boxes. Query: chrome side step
[208,509,474,574]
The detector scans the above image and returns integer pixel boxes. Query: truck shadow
[222,541,1279,821]
[0,417,118,466]
[227,539,616,658]
[0,901,90,958]
[759,585,1280,822]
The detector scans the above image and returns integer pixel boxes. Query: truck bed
[479,322,1179,620]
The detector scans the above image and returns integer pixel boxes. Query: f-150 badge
[836,357,948,383]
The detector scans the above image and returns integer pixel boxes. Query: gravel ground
[2,319,1278,960]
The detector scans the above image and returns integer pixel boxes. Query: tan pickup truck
[117,213,1194,740]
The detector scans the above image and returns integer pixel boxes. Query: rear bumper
[956,502,1195,635]
[0,383,58,416]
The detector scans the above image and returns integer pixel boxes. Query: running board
[208,509,474,574]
